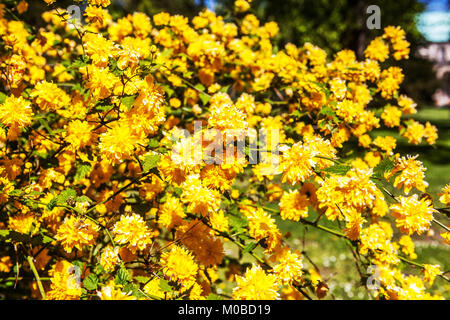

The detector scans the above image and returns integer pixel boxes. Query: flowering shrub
[0,0,449,300]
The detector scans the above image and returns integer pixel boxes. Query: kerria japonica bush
[0,0,449,300]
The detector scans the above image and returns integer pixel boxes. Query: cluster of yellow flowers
[0,0,448,300]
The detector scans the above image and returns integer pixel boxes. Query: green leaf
[74,163,92,181]
[291,110,304,118]
[143,154,160,172]
[148,138,160,149]
[83,274,98,291]
[0,229,10,238]
[71,57,89,69]
[0,92,6,104]
[372,158,395,179]
[121,95,137,110]
[158,278,173,292]
[56,189,77,205]
[322,165,352,175]
[173,187,183,197]
[243,241,258,253]
[207,293,224,300]
[115,267,131,285]
[134,276,151,284]
[229,213,248,234]
[123,283,144,298]
[194,83,206,92]
[75,195,93,204]
[46,198,57,211]
[41,234,54,244]
[199,93,210,105]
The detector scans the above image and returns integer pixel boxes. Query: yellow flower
[209,210,229,233]
[88,0,111,7]
[373,136,397,155]
[176,220,224,266]
[317,168,387,220]
[0,256,13,273]
[385,155,428,194]
[99,246,120,272]
[161,245,198,283]
[280,142,316,185]
[439,184,450,205]
[8,212,36,235]
[65,120,95,151]
[99,121,145,163]
[381,106,402,128]
[181,174,221,216]
[279,190,309,221]
[390,194,435,235]
[423,264,440,285]
[55,216,99,253]
[112,213,153,253]
[232,264,279,300]
[244,207,281,253]
[364,37,389,62]
[402,120,425,145]
[158,195,186,230]
[398,235,417,259]
[423,121,438,145]
[143,278,165,299]
[30,81,71,112]
[397,95,417,115]
[235,0,251,12]
[46,260,82,300]
[441,231,450,245]
[272,247,303,284]
[359,222,400,265]
[0,95,33,128]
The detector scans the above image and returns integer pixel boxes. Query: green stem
[27,256,46,300]
[84,214,116,247]
[399,256,450,282]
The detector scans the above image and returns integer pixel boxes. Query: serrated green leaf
[75,195,93,204]
[83,274,98,291]
[115,267,131,285]
[123,283,144,298]
[372,158,395,179]
[56,189,77,205]
[143,154,160,172]
[229,213,248,234]
[74,163,92,181]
